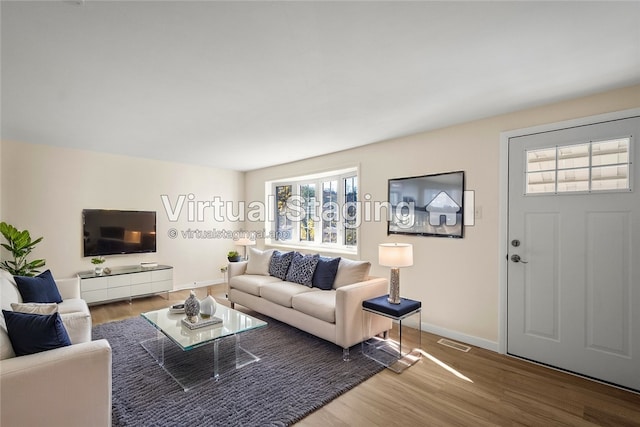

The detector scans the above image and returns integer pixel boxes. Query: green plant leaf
[0,222,45,277]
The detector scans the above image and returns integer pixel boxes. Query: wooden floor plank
[90,289,640,426]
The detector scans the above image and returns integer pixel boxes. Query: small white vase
[94,266,104,275]
[199,295,217,318]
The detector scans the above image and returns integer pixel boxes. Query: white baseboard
[174,278,224,291]
[420,321,498,352]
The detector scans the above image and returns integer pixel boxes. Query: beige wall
[0,141,244,288]
[245,84,640,348]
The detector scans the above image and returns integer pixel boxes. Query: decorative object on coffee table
[184,290,200,322]
[199,294,217,318]
[378,243,413,304]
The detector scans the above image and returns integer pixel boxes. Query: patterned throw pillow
[285,252,320,287]
[269,251,294,280]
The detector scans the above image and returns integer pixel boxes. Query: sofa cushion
[0,316,15,360]
[229,274,282,297]
[14,270,63,304]
[245,248,275,275]
[260,281,316,308]
[312,256,341,290]
[285,252,320,287]
[10,302,58,315]
[333,258,371,289]
[56,298,89,315]
[1,269,22,311]
[292,290,336,324]
[269,251,294,280]
[2,310,71,356]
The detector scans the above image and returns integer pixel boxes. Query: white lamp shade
[378,243,413,267]
[235,237,256,246]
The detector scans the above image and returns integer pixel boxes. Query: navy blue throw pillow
[14,270,63,304]
[312,256,341,290]
[2,310,71,356]
[269,251,294,280]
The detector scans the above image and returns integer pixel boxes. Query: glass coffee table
[140,304,267,391]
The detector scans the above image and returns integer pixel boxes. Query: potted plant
[91,256,106,275]
[227,250,241,262]
[0,222,45,277]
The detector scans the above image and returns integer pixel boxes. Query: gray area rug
[93,313,384,426]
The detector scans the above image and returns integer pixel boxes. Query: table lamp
[235,237,256,260]
[378,243,413,304]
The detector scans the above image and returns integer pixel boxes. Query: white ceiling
[2,1,639,171]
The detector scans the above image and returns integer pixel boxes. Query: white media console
[78,264,173,304]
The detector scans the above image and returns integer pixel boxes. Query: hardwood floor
[90,289,640,426]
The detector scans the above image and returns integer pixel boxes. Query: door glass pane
[592,138,629,166]
[525,137,631,195]
[527,148,556,172]
[527,171,556,194]
[557,168,590,192]
[591,165,629,190]
[557,143,590,169]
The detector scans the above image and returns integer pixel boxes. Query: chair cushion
[0,317,16,360]
[292,290,336,323]
[2,310,71,356]
[10,302,58,315]
[245,248,275,275]
[269,251,294,280]
[285,252,320,287]
[1,269,22,311]
[260,281,316,308]
[333,258,371,289]
[14,270,63,303]
[312,256,341,290]
[56,298,90,316]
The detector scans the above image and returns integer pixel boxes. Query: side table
[362,295,422,373]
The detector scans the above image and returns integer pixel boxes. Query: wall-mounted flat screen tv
[83,209,157,256]
[388,171,465,238]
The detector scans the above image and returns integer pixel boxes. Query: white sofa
[228,255,392,360]
[0,269,112,427]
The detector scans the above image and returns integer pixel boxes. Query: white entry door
[507,115,640,391]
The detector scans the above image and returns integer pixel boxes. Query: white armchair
[0,270,112,426]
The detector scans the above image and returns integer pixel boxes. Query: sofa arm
[228,261,248,281]
[57,276,81,300]
[335,277,392,349]
[0,339,112,427]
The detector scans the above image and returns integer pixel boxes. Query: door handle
[511,254,528,264]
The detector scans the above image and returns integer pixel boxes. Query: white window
[266,167,358,253]
[526,137,631,195]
